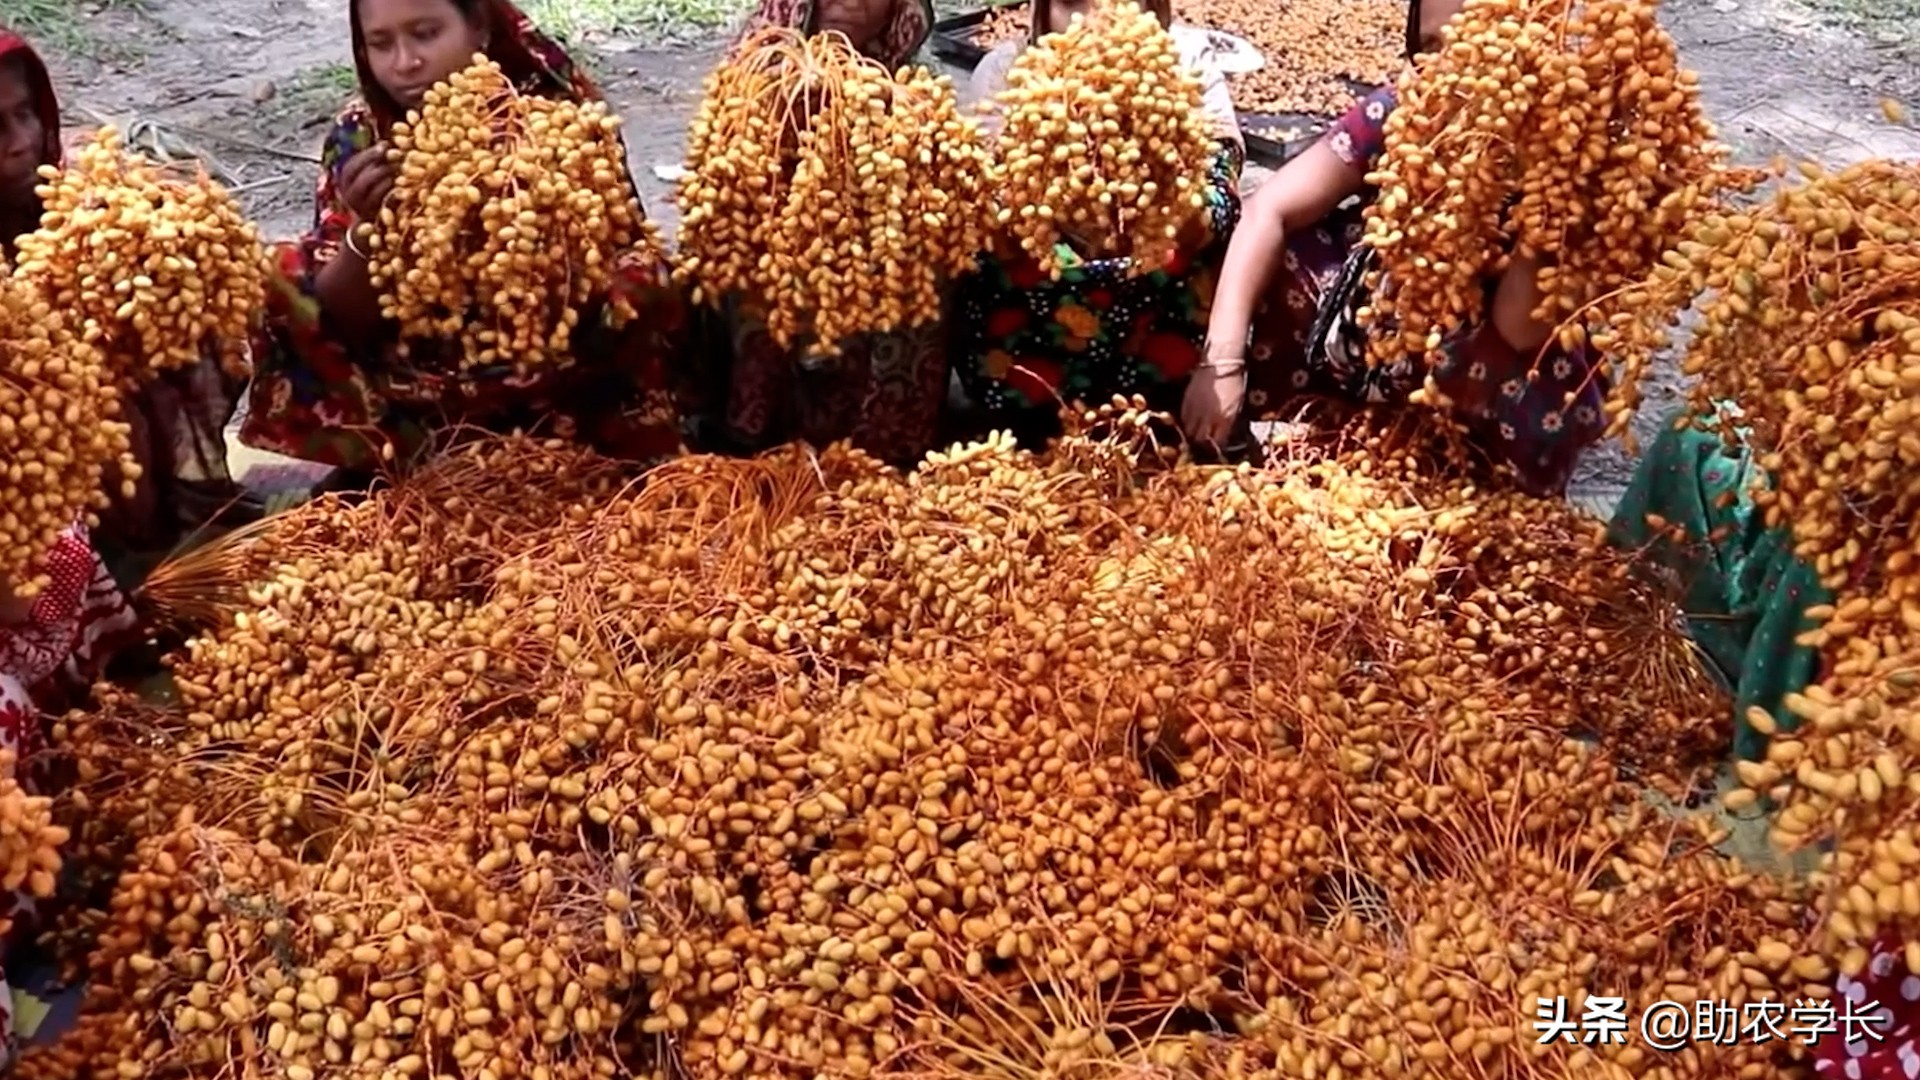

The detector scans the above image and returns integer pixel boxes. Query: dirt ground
[21,0,1920,503]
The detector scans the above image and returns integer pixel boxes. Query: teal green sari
[1605,412,1828,762]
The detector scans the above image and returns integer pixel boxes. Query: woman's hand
[1180,343,1247,447]
[339,143,395,227]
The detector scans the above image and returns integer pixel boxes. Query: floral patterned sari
[951,147,1243,431]
[1242,86,1607,497]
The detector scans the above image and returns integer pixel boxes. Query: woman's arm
[313,240,386,347]
[1203,141,1367,361]
[969,43,1020,136]
[1180,140,1369,445]
[304,112,391,349]
[1487,249,1554,354]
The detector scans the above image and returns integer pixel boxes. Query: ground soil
[25,0,1920,503]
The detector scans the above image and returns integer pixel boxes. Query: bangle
[1200,355,1246,374]
[342,222,374,261]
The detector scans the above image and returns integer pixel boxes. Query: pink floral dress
[0,523,139,1067]
[1815,936,1920,1078]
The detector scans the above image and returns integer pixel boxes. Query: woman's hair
[1403,0,1424,59]
[0,47,42,107]
[356,0,485,17]
[352,0,490,44]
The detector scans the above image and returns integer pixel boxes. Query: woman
[743,0,933,65]
[242,0,685,478]
[1183,0,1606,495]
[1614,426,1920,1073]
[0,32,252,565]
[1608,418,1824,764]
[952,0,1242,448]
[0,523,142,1068]
[679,0,949,469]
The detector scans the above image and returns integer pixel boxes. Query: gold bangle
[342,222,374,261]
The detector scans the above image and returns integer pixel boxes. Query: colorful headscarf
[0,31,63,172]
[348,0,598,136]
[742,0,933,69]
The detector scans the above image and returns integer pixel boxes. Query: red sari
[0,32,246,555]
[240,0,686,472]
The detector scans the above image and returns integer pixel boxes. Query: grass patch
[281,62,359,104]
[6,0,151,61]
[932,0,995,20]
[1792,0,1920,48]
[519,0,758,44]
[259,62,359,127]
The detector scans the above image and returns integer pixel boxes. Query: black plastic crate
[931,4,1014,68]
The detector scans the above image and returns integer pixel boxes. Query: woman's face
[1044,0,1167,36]
[1044,0,1091,34]
[1417,0,1468,50]
[0,58,46,213]
[357,0,489,112]
[813,0,894,54]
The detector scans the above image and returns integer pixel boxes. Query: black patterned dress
[951,145,1245,435]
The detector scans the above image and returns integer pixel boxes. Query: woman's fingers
[365,170,395,214]
[340,144,396,218]
[1181,375,1221,444]
[340,145,378,188]
[339,160,376,216]
[1181,369,1244,446]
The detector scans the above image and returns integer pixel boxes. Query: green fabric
[1606,410,1828,762]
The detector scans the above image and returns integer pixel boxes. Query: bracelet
[1199,355,1247,374]
[342,222,374,261]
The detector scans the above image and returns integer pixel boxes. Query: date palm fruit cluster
[0,270,135,598]
[24,409,1817,1080]
[9,126,266,382]
[1358,0,1737,371]
[674,29,990,355]
[0,750,69,909]
[977,4,1028,46]
[989,1,1216,278]
[372,56,655,376]
[976,0,1403,116]
[1607,157,1920,979]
